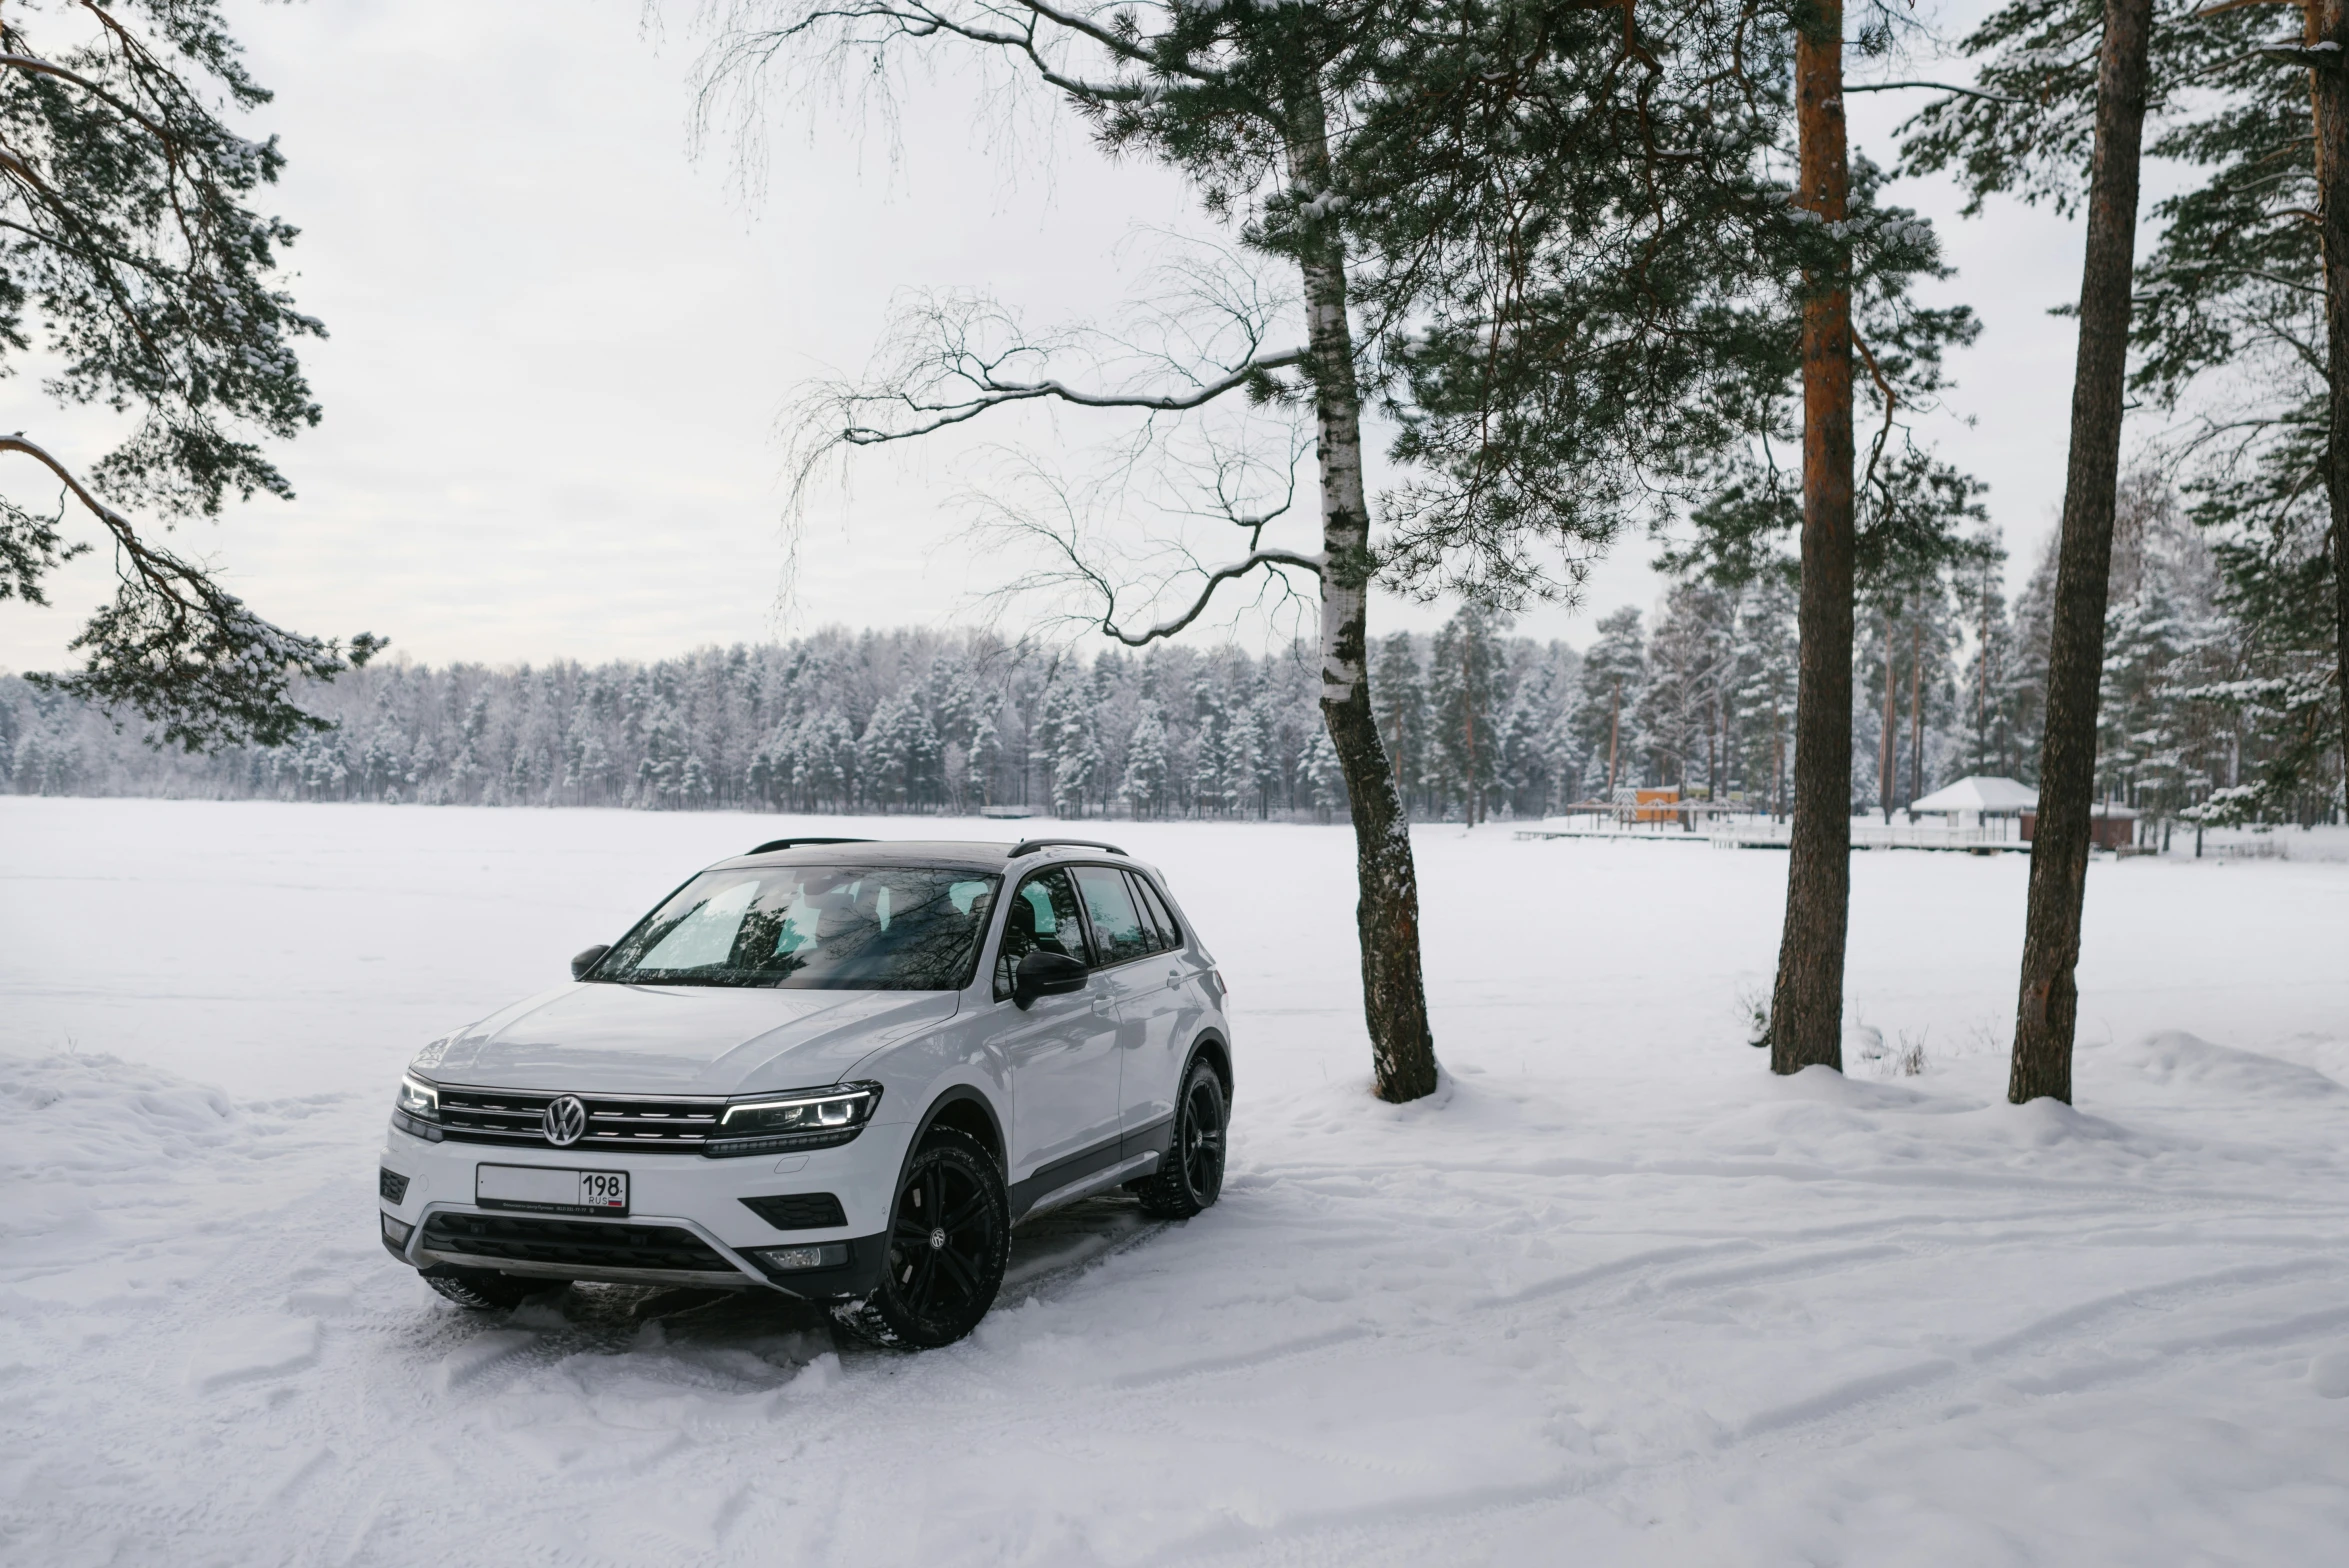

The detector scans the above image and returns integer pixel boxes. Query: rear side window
[1073,865,1151,966]
[995,868,1086,999]
[1130,873,1182,951]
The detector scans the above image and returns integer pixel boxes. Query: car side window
[1132,874,1182,951]
[1073,865,1151,967]
[1120,871,1166,953]
[994,868,1087,1000]
[1119,872,1162,954]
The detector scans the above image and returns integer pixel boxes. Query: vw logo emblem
[542,1095,588,1147]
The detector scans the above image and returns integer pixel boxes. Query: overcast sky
[0,0,2092,677]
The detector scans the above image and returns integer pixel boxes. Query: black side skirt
[1008,1117,1174,1218]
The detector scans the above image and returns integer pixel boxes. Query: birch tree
[694,0,1787,1100]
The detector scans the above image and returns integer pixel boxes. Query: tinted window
[1132,874,1182,950]
[1119,871,1166,953]
[598,866,998,990]
[995,868,1087,998]
[1074,865,1150,966]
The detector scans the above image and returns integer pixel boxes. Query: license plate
[476,1164,628,1216]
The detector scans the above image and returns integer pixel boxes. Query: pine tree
[1732,572,1800,817]
[0,2,382,748]
[1428,605,1504,823]
[1903,0,2183,1103]
[1123,702,1170,819]
[968,706,1001,808]
[1953,528,2018,778]
[1641,583,1737,807]
[1302,721,1344,821]
[1573,609,1647,799]
[1371,632,1426,818]
[1053,705,1100,819]
[2124,14,2346,809]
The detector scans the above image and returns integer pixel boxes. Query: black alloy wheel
[1133,1057,1226,1219]
[840,1127,1009,1349]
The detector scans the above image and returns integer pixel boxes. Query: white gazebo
[1909,775,2037,838]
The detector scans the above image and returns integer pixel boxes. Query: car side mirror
[1012,949,1088,1009]
[571,944,612,981]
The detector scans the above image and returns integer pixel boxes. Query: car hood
[411,983,960,1096]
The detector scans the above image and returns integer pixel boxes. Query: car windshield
[592,865,1000,990]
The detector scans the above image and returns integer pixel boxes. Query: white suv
[377,837,1230,1347]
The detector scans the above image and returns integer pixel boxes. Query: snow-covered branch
[0,52,173,141]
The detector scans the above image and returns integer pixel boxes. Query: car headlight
[704,1083,881,1158]
[392,1074,444,1141]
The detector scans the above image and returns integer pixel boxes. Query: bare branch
[842,346,1304,444]
[1098,547,1324,644]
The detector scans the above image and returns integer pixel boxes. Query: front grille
[379,1168,411,1204]
[740,1192,847,1230]
[420,1212,733,1273]
[434,1086,723,1153]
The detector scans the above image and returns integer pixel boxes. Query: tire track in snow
[1716,1255,2349,1452]
[1109,1325,1371,1390]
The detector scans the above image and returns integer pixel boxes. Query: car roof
[711,838,1157,878]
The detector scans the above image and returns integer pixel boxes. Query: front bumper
[379,1119,908,1301]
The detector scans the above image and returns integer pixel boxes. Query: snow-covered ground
[5,795,2349,1566]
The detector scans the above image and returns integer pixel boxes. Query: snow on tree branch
[4,433,380,752]
[0,1,365,752]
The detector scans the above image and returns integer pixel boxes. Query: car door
[993,866,1124,1193]
[1069,864,1193,1145]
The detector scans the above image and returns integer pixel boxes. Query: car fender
[1186,1027,1234,1103]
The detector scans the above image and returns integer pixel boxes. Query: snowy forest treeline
[6,477,2332,828]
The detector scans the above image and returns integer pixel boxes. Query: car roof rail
[1007,837,1127,859]
[745,836,877,855]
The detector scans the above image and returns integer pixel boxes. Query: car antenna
[1007,838,1127,858]
[746,836,878,855]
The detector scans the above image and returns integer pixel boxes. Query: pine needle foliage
[0,0,376,751]
[1899,0,2341,813]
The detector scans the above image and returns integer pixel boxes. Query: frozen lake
[5,796,2348,1564]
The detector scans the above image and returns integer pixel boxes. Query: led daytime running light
[720,1084,877,1131]
[396,1074,440,1120]
[706,1083,881,1152]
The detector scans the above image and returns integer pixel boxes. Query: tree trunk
[1769,0,1854,1077]
[1389,700,1406,807]
[2010,0,2154,1106]
[1771,700,1784,818]
[1910,621,1925,807]
[1287,85,1439,1103]
[1464,655,1479,826]
[1707,697,1718,800]
[2314,0,2349,799]
[1976,599,1990,771]
[1608,682,1622,796]
[1881,615,1898,822]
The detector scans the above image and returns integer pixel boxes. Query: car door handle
[1164,968,1182,990]
[1090,992,1114,1014]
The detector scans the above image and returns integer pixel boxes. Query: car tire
[422,1266,553,1311]
[1131,1056,1226,1220]
[834,1126,1010,1350]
